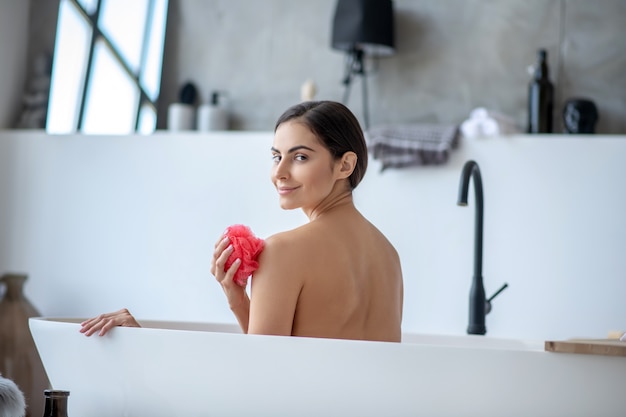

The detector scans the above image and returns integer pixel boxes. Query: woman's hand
[211,235,245,308]
[79,308,141,336]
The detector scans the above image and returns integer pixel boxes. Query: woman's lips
[277,186,298,195]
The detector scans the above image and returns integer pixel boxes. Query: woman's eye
[295,154,307,161]
[272,154,281,163]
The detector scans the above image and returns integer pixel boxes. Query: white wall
[1,131,625,341]
[0,1,30,128]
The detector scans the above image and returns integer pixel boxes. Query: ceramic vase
[0,273,50,417]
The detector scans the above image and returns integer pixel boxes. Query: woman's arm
[229,292,250,333]
[211,235,250,332]
[247,234,304,336]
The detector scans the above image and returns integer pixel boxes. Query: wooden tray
[545,339,626,357]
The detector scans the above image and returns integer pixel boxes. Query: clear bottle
[527,49,554,133]
[42,390,70,417]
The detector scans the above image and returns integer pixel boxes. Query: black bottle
[527,49,554,133]
[42,390,70,417]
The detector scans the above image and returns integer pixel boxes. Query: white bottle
[197,92,228,131]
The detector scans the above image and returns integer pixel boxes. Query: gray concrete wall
[158,0,626,133]
[0,1,31,129]
[25,0,626,133]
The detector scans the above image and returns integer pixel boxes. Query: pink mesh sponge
[224,224,265,287]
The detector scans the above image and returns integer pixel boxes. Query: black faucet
[457,160,508,335]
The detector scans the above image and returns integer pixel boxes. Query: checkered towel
[366,124,460,171]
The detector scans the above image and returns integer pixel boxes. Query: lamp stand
[341,48,370,130]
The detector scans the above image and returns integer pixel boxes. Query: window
[47,0,168,134]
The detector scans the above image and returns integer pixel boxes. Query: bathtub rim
[30,316,545,352]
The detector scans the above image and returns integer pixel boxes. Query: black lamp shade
[331,0,395,56]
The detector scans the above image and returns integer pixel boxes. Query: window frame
[49,0,167,134]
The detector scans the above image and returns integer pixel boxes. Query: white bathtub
[29,317,626,417]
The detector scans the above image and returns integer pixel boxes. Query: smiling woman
[80,100,404,342]
[46,0,168,134]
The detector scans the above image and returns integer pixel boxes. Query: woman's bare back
[250,204,403,342]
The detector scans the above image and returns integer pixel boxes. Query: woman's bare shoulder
[264,223,319,249]
[258,224,323,270]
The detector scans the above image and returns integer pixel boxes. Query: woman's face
[271,120,339,212]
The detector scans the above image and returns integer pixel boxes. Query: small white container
[197,92,228,131]
[167,103,195,131]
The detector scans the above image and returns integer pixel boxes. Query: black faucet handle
[485,282,508,314]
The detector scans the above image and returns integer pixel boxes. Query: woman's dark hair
[274,101,368,189]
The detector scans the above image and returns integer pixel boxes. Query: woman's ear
[336,151,357,180]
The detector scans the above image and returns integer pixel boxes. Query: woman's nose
[273,160,289,180]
